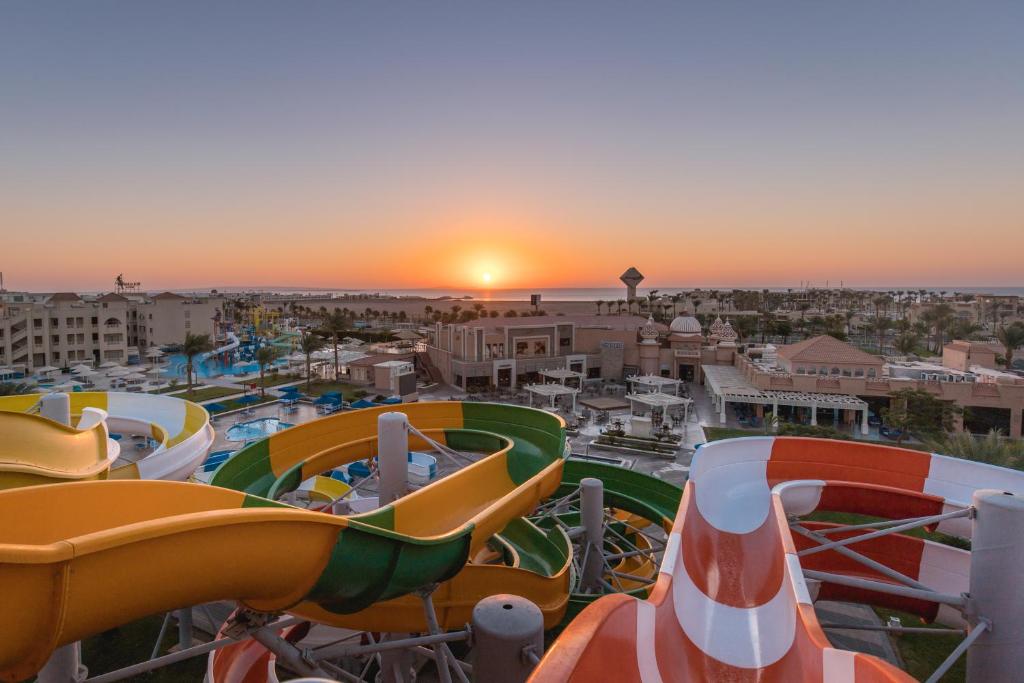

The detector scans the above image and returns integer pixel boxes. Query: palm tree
[299,331,325,390]
[594,299,605,315]
[924,429,1024,469]
[318,309,348,381]
[996,322,1024,370]
[181,333,214,396]
[254,345,280,397]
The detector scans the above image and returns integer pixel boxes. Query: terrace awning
[702,364,869,433]
[626,374,684,394]
[524,382,578,411]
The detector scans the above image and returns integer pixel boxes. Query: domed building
[666,315,704,381]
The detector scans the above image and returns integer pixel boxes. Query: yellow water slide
[0,402,570,681]
[0,391,214,487]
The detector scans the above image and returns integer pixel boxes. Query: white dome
[669,316,702,334]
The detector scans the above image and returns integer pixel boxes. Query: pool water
[162,353,288,379]
[226,418,295,442]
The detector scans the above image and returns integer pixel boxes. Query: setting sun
[481,272,493,284]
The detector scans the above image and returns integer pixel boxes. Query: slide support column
[471,595,544,683]
[580,477,605,592]
[378,412,410,505]
[966,490,1024,681]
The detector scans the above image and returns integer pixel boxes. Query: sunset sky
[2,2,1022,292]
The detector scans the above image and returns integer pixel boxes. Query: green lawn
[207,395,278,413]
[703,426,768,441]
[305,380,367,400]
[148,383,185,395]
[235,373,301,389]
[873,608,965,682]
[81,613,207,681]
[177,386,243,402]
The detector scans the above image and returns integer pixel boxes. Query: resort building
[0,290,225,373]
[424,313,737,390]
[703,335,1024,439]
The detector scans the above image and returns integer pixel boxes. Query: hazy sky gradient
[2,2,1022,291]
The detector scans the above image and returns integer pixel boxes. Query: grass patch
[208,395,279,413]
[703,426,768,441]
[82,613,207,681]
[235,373,301,389]
[148,383,185,395]
[873,607,966,682]
[176,386,243,402]
[305,380,367,400]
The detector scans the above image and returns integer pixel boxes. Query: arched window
[796,366,805,375]
[818,367,828,375]
[842,369,852,377]
[831,367,840,376]
[104,317,121,326]
[854,368,864,377]
[867,368,877,378]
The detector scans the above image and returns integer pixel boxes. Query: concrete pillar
[37,643,87,683]
[772,398,779,431]
[966,490,1024,681]
[1011,408,1023,440]
[40,392,71,425]
[580,478,605,592]
[719,397,727,424]
[810,402,817,426]
[471,595,544,683]
[378,412,409,505]
[177,608,193,649]
[378,633,415,683]
[860,407,870,435]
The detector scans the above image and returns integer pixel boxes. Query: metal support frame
[84,617,304,683]
[821,623,966,636]
[790,524,931,591]
[797,508,972,558]
[925,619,990,683]
[803,569,966,608]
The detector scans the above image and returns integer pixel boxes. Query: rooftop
[777,335,882,366]
[449,314,662,333]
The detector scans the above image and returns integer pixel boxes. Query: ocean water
[165,285,1024,302]
[247,286,1024,302]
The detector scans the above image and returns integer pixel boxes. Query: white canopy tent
[626,374,684,395]
[539,368,584,387]
[625,391,693,423]
[524,383,579,412]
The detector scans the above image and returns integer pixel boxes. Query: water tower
[620,267,644,301]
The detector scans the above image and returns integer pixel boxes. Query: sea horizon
[169,285,1024,301]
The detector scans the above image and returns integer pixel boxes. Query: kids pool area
[225,417,295,442]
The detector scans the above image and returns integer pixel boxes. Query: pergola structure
[626,374,683,395]
[626,391,693,423]
[524,383,578,412]
[539,368,584,387]
[703,364,870,434]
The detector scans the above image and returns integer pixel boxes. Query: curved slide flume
[0,402,569,681]
[0,391,214,486]
[531,436,1024,682]
[199,331,241,363]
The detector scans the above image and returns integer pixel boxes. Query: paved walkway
[814,601,902,667]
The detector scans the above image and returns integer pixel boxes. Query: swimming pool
[162,353,288,379]
[225,418,295,442]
